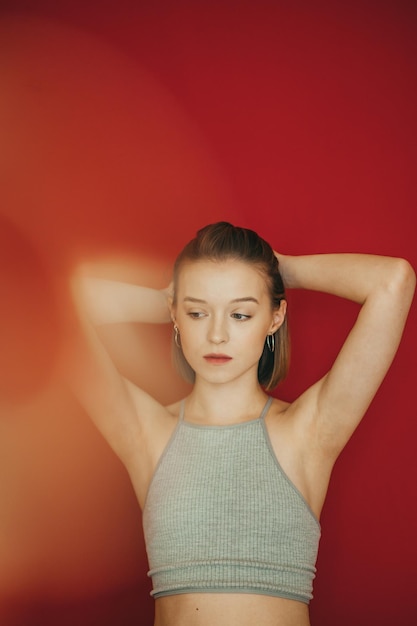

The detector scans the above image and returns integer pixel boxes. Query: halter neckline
[178,396,273,428]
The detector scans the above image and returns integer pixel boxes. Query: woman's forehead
[176,259,269,298]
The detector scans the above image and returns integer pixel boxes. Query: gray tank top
[142,397,321,603]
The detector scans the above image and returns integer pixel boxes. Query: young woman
[68,222,415,626]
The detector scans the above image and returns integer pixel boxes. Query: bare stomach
[154,593,310,626]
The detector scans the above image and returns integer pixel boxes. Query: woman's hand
[273,251,290,288]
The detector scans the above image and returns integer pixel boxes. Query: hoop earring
[266,333,275,353]
[174,325,181,348]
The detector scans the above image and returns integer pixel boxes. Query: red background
[0,2,416,624]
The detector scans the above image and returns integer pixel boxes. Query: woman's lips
[203,354,232,365]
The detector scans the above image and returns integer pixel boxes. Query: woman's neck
[185,378,269,426]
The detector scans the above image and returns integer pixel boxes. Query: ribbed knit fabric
[142,397,321,604]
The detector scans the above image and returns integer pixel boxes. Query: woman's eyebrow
[183,297,206,303]
[231,297,259,304]
[183,296,259,304]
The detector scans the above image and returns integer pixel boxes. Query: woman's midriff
[154,593,311,626]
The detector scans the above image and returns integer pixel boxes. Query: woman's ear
[270,299,287,333]
[168,300,177,325]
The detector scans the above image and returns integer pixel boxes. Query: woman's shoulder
[164,399,184,421]
[265,395,309,451]
[121,377,181,429]
[268,396,291,420]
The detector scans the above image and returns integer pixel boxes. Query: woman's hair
[172,221,289,391]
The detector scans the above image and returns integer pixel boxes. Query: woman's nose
[207,316,228,344]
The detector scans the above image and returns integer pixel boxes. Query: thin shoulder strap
[259,396,273,421]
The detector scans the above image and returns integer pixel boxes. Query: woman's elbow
[390,258,416,304]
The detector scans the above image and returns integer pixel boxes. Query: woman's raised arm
[276,252,416,458]
[61,268,173,466]
[76,270,172,326]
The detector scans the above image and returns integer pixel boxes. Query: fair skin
[66,251,415,626]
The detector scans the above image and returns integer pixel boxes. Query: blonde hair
[172,222,289,390]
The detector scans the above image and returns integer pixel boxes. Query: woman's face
[173,259,286,387]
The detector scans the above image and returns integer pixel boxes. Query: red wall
[0,2,416,625]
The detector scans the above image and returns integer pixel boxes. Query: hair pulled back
[172,222,289,390]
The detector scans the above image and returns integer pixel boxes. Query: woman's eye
[188,311,205,319]
[231,313,250,321]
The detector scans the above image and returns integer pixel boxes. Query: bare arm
[76,272,172,325]
[62,269,173,465]
[276,252,416,458]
